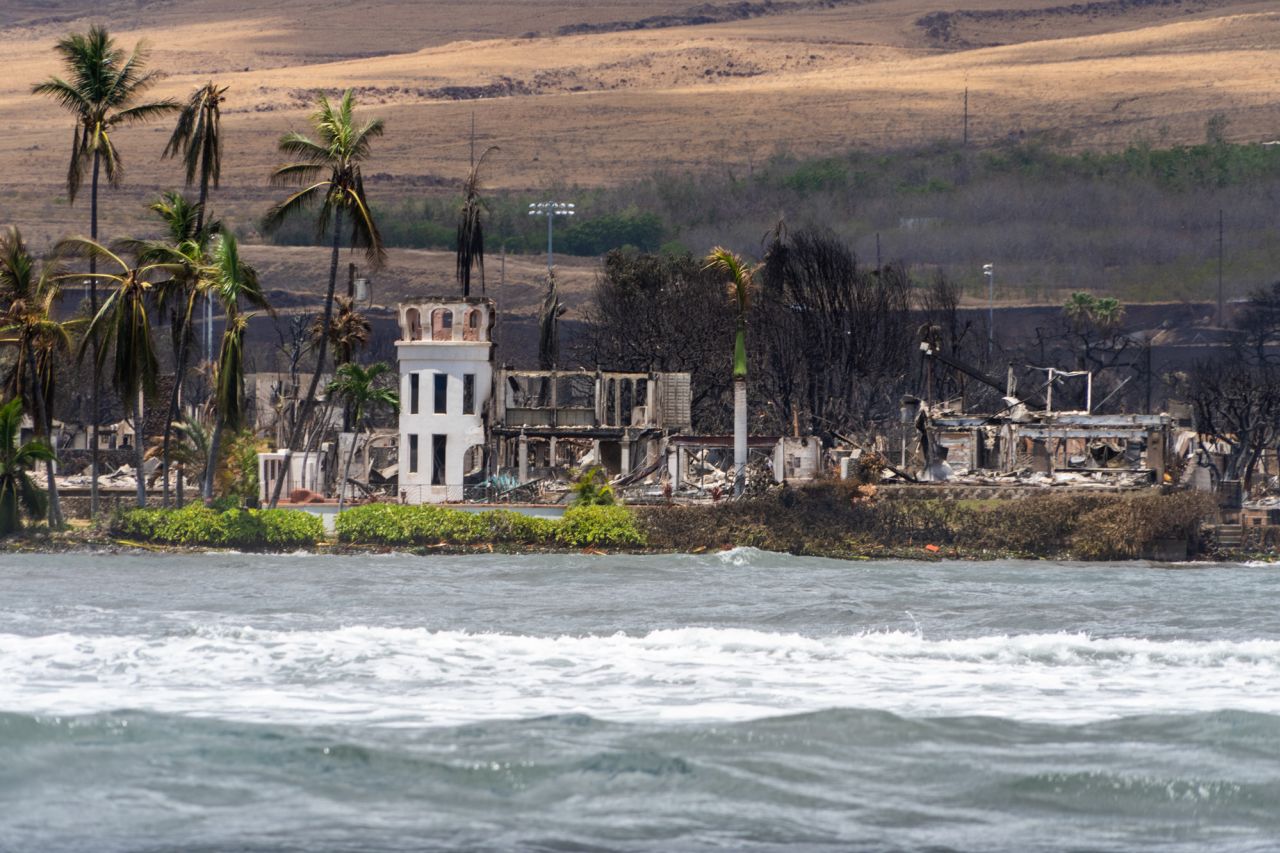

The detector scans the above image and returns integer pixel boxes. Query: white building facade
[396,297,494,503]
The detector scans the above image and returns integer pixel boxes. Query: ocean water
[1,549,1278,852]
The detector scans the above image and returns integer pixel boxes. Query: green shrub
[483,509,559,545]
[557,505,646,548]
[335,503,487,545]
[338,503,646,549]
[112,504,322,549]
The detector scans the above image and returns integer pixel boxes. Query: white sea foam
[2,626,1278,727]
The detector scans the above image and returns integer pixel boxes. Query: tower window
[463,374,475,415]
[408,434,418,474]
[434,373,448,414]
[431,434,447,486]
[409,374,419,414]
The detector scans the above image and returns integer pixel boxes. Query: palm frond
[261,183,329,235]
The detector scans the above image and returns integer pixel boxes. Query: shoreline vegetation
[1,484,1269,563]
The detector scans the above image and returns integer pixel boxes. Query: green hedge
[334,503,644,549]
[113,505,323,550]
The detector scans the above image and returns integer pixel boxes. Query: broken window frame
[463,373,475,415]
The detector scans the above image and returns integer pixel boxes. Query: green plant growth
[326,361,399,512]
[334,502,644,549]
[0,398,55,536]
[113,504,322,549]
[556,504,645,548]
[569,466,615,506]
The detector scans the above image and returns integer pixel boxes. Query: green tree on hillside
[262,89,385,508]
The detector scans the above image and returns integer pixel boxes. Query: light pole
[983,262,994,358]
[528,201,575,272]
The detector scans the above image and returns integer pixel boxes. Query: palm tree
[0,398,56,536]
[0,228,75,528]
[1063,291,1096,333]
[202,234,270,502]
[66,238,175,507]
[703,247,756,497]
[122,192,215,505]
[33,25,178,516]
[164,82,226,231]
[312,295,371,368]
[457,145,498,296]
[312,295,371,431]
[1091,296,1126,336]
[145,412,211,503]
[262,89,385,507]
[164,81,227,369]
[326,361,398,512]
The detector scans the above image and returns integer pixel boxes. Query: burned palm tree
[457,146,498,297]
[538,269,566,371]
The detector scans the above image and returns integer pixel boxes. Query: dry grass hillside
[1,0,1276,307]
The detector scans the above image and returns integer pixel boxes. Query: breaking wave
[3,625,1278,726]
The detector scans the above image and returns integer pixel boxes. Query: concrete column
[1148,429,1167,484]
[549,436,558,468]
[669,445,683,490]
[734,379,747,496]
[620,434,631,475]
[518,432,529,482]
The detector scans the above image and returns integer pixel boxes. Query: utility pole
[983,263,994,359]
[1217,208,1224,327]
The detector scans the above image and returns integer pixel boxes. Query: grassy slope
[0,0,1275,310]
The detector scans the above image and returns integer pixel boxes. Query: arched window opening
[463,308,482,341]
[431,308,454,341]
[405,308,423,341]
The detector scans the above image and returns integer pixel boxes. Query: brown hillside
[1,0,1276,309]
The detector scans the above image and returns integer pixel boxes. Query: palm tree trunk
[337,426,359,514]
[133,392,146,508]
[27,350,62,529]
[733,378,747,497]
[160,310,195,506]
[268,206,344,508]
[89,149,100,518]
[203,421,224,502]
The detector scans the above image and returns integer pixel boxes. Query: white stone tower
[395,297,494,503]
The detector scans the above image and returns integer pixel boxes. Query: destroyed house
[493,369,692,478]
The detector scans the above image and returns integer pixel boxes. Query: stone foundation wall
[57,492,139,520]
